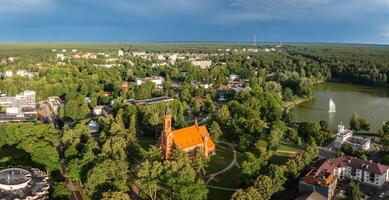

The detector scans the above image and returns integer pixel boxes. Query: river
[290,82,389,132]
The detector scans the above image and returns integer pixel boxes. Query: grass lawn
[277,144,302,152]
[270,154,290,165]
[208,188,234,200]
[0,145,37,167]
[208,166,240,188]
[207,166,240,200]
[206,143,233,175]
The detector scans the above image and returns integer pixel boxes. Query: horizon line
[0,41,388,46]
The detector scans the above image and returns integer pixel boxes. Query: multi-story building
[334,124,371,150]
[0,91,37,122]
[299,157,389,199]
[191,60,212,69]
[135,76,164,88]
[0,167,49,200]
[299,168,338,200]
[321,157,389,188]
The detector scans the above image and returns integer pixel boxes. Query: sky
[1,0,389,44]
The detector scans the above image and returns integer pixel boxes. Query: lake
[291,82,389,132]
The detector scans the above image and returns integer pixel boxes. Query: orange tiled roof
[171,125,215,150]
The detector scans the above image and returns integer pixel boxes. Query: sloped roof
[171,125,215,150]
[319,156,389,175]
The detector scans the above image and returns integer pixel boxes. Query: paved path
[206,141,237,185]
[207,185,235,191]
[59,158,83,200]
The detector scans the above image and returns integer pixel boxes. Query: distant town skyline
[1,0,389,44]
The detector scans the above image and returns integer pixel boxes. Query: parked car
[379,193,385,198]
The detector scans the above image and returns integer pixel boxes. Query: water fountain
[329,98,336,113]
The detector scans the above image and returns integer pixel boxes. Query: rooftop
[318,157,389,175]
[346,136,370,146]
[0,168,31,186]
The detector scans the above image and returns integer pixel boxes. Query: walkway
[58,157,83,200]
[205,141,237,185]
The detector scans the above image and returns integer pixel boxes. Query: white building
[4,70,13,77]
[168,54,177,62]
[0,167,49,200]
[0,91,37,122]
[191,60,212,69]
[8,57,15,62]
[136,76,164,88]
[320,157,389,188]
[56,53,65,61]
[118,49,124,57]
[93,105,112,116]
[16,70,35,78]
[157,54,165,60]
[229,74,239,81]
[334,124,371,150]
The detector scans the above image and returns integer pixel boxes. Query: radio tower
[253,35,256,48]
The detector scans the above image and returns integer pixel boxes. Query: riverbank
[283,80,326,109]
[283,96,312,109]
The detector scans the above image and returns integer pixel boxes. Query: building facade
[0,91,37,122]
[334,124,371,150]
[299,157,389,199]
[135,76,165,88]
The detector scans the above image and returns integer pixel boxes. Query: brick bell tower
[203,134,209,158]
[161,106,173,159]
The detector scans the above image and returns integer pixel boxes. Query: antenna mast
[253,35,256,48]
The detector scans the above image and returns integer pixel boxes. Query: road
[58,155,83,200]
[55,125,84,200]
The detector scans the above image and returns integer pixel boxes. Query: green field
[207,166,240,200]
[277,144,302,153]
[206,143,234,175]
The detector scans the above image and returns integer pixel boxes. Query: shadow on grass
[0,144,46,170]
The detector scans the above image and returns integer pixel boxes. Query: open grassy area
[208,188,234,200]
[270,154,290,165]
[208,166,240,188]
[277,144,302,152]
[0,145,41,168]
[206,143,234,175]
[207,166,240,200]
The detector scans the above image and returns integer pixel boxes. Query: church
[159,108,216,159]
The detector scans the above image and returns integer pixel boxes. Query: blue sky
[1,0,389,44]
